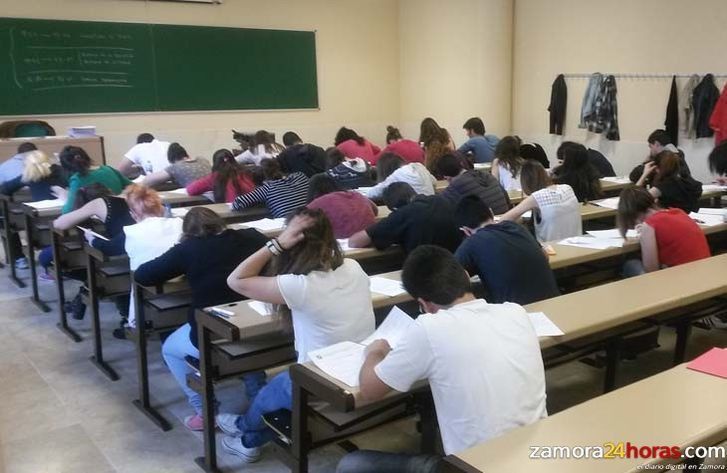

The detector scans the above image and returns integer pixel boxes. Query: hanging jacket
[548,74,567,135]
[579,73,603,129]
[591,75,620,141]
[680,74,700,139]
[709,83,727,145]
[664,76,679,146]
[693,74,720,139]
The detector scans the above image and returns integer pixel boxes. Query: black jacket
[664,76,679,146]
[548,74,567,135]
[693,74,720,139]
[276,143,327,178]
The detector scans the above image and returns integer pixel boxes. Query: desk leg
[673,323,692,365]
[25,214,50,313]
[291,381,310,473]
[87,253,117,379]
[195,325,221,473]
[4,203,24,288]
[603,338,622,393]
[53,231,81,342]
[131,285,171,431]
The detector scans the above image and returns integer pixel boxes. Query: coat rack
[563,73,727,79]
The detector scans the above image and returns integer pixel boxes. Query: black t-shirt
[366,195,463,253]
[276,143,327,178]
[587,148,616,177]
[655,176,702,213]
[454,221,559,305]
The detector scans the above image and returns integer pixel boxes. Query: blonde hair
[122,184,163,219]
[22,151,53,183]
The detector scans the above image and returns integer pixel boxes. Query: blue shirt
[457,135,499,163]
[0,153,27,184]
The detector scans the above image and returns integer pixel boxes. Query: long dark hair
[335,127,365,146]
[181,207,226,241]
[554,143,602,202]
[495,136,523,178]
[73,183,113,211]
[708,141,727,175]
[520,160,552,196]
[59,145,93,175]
[376,153,405,182]
[617,186,657,237]
[212,149,249,203]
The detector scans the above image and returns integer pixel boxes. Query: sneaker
[64,294,87,320]
[38,272,55,283]
[221,436,261,463]
[14,257,28,270]
[216,413,243,437]
[184,414,205,431]
[112,326,127,340]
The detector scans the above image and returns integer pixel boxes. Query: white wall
[511,0,727,182]
[398,0,513,147]
[0,0,401,164]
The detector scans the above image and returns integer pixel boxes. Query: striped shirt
[232,172,310,218]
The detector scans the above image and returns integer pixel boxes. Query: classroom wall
[0,0,400,164]
[398,0,513,147]
[512,0,727,182]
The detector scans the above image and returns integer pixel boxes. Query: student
[454,196,559,304]
[337,245,547,473]
[236,130,285,165]
[457,117,499,163]
[617,186,710,277]
[307,174,378,239]
[142,142,212,189]
[348,183,463,253]
[134,208,269,431]
[365,153,436,200]
[519,142,550,169]
[435,152,510,215]
[376,126,424,164]
[0,142,36,184]
[629,129,689,183]
[334,127,381,164]
[420,118,457,176]
[1,151,67,270]
[555,142,615,178]
[186,149,255,203]
[501,160,582,242]
[116,133,171,177]
[491,136,524,192]
[232,158,309,218]
[708,140,727,184]
[276,131,328,177]
[325,148,374,189]
[552,142,602,202]
[56,145,132,214]
[218,208,375,463]
[635,150,702,213]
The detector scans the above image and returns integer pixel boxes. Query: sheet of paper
[601,176,631,184]
[586,228,639,239]
[687,347,727,379]
[592,197,620,209]
[243,218,286,232]
[171,207,189,218]
[132,176,145,184]
[337,239,351,252]
[558,236,623,250]
[689,212,724,227]
[361,306,414,348]
[701,184,727,193]
[76,226,110,241]
[309,341,366,387]
[247,300,273,317]
[529,312,565,337]
[698,208,727,216]
[25,199,63,210]
[522,210,532,219]
[168,188,189,195]
[355,187,373,196]
[369,276,406,297]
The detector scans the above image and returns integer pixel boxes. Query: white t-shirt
[124,139,171,174]
[497,162,522,191]
[366,163,437,200]
[531,184,582,242]
[277,259,375,362]
[374,299,547,455]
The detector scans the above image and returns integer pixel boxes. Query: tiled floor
[0,262,724,472]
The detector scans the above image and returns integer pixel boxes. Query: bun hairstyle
[386,125,403,144]
[122,184,163,219]
[59,145,93,175]
[181,207,226,241]
[22,150,53,183]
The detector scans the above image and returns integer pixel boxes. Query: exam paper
[247,300,273,316]
[360,306,414,348]
[529,312,565,337]
[600,176,631,184]
[689,212,724,227]
[168,188,189,195]
[171,207,189,218]
[355,187,374,197]
[701,184,727,193]
[558,236,624,250]
[369,276,406,297]
[337,239,351,252]
[698,208,727,216]
[309,341,366,387]
[243,218,286,232]
[592,197,620,209]
[586,229,639,239]
[25,199,63,210]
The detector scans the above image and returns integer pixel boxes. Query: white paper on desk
[132,176,145,184]
[559,236,623,250]
[698,208,727,216]
[360,306,414,349]
[689,212,724,227]
[171,207,189,218]
[337,239,351,252]
[25,199,63,209]
[601,176,631,184]
[592,197,620,210]
[529,312,564,337]
[522,210,532,219]
[309,341,366,387]
[586,229,639,239]
[247,300,273,317]
[168,188,189,195]
[243,218,286,232]
[355,187,373,196]
[701,184,727,193]
[369,276,406,297]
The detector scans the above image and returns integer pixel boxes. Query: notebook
[687,347,727,379]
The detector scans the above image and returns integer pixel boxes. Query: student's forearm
[228,246,273,282]
[359,350,391,401]
[348,230,372,248]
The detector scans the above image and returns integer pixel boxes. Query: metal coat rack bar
[563,73,727,79]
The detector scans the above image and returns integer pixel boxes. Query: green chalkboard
[0,17,318,115]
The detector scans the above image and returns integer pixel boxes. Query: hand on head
[277,214,316,250]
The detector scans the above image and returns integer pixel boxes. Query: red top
[375,139,425,165]
[186,172,256,203]
[307,191,377,239]
[709,84,727,145]
[645,208,710,267]
[336,139,381,164]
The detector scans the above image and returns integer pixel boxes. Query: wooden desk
[0,135,106,165]
[172,202,269,223]
[443,364,727,473]
[0,191,31,286]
